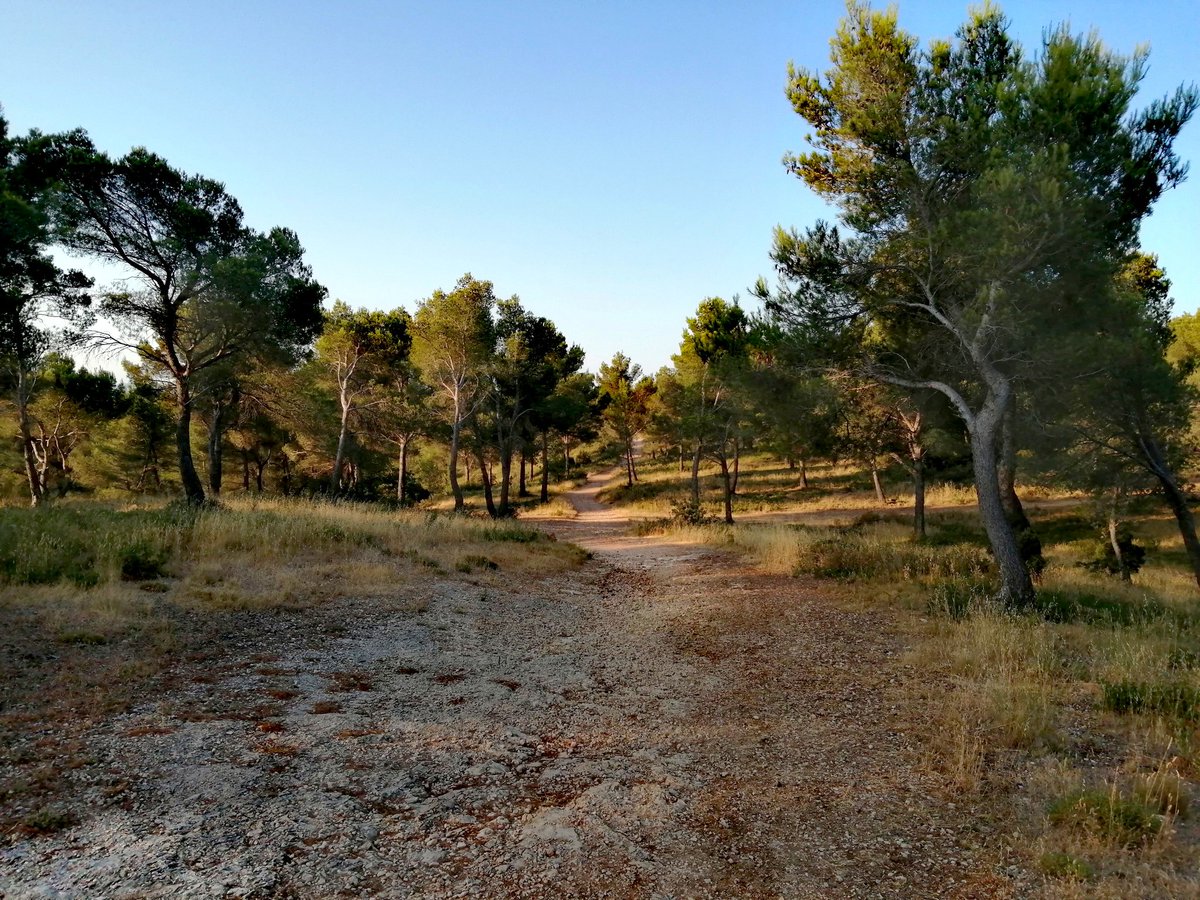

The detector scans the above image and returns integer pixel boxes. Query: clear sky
[3,1,1198,375]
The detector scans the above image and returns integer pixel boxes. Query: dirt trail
[1,467,1023,899]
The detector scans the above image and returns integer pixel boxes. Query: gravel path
[1,467,1024,898]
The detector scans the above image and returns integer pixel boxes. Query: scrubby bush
[670,496,711,526]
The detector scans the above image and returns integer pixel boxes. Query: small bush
[1034,588,1165,627]
[456,554,499,572]
[926,578,992,620]
[1080,527,1147,577]
[1101,681,1200,719]
[670,496,711,526]
[1047,788,1163,847]
[21,807,79,834]
[482,525,541,543]
[1038,851,1095,881]
[119,542,169,581]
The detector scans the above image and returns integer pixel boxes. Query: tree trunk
[1107,514,1129,581]
[254,458,266,492]
[690,441,702,502]
[449,413,465,511]
[998,404,1030,531]
[477,449,496,517]
[871,459,886,504]
[331,401,351,493]
[16,366,43,507]
[175,377,206,504]
[731,438,741,495]
[799,458,809,489]
[540,431,550,503]
[207,399,226,496]
[499,446,514,517]
[913,458,926,540]
[518,447,529,498]
[397,438,409,505]
[971,417,1035,606]
[628,441,638,484]
[719,456,734,524]
[678,443,685,472]
[241,452,250,490]
[1139,432,1200,590]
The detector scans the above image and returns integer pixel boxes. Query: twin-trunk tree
[56,144,325,504]
[764,4,1197,605]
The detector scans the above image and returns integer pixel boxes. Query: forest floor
[0,466,1029,899]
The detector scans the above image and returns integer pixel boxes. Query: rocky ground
[0,468,1028,898]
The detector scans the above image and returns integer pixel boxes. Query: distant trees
[598,353,655,488]
[314,302,411,493]
[0,113,93,505]
[411,275,497,511]
[759,3,1197,605]
[55,144,325,503]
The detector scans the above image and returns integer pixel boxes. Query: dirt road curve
[1,466,1022,898]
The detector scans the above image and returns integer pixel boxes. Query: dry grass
[631,451,1200,895]
[0,495,584,837]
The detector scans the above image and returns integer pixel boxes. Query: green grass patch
[1101,680,1200,719]
[1037,851,1095,881]
[1047,788,1163,848]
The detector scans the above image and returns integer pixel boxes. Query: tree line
[0,116,608,513]
[4,4,1200,608]
[631,4,1200,606]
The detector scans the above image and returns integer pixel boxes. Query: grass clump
[1033,587,1166,627]
[20,806,79,835]
[1101,681,1200,719]
[1047,788,1163,848]
[1037,851,1095,881]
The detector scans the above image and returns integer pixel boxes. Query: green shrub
[1080,527,1147,577]
[456,554,499,572]
[22,807,79,834]
[1033,588,1165,627]
[1101,681,1200,719]
[796,532,991,581]
[927,578,992,620]
[482,525,542,543]
[1047,789,1162,847]
[119,542,169,581]
[670,496,711,526]
[1037,851,1095,880]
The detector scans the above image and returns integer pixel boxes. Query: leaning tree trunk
[540,431,550,503]
[396,437,409,505]
[998,404,1031,531]
[731,437,741,495]
[498,445,514,517]
[719,455,734,524]
[1140,431,1200,590]
[690,441,702,502]
[970,408,1035,607]
[798,458,808,490]
[330,399,352,494]
[870,458,887,504]
[174,377,206,505]
[477,449,497,518]
[16,366,44,507]
[207,399,227,497]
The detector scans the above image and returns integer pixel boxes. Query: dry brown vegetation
[0,496,584,839]
[626,456,1200,896]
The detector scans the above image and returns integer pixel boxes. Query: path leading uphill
[1,466,1024,898]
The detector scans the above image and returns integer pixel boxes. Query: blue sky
[3,1,1198,374]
